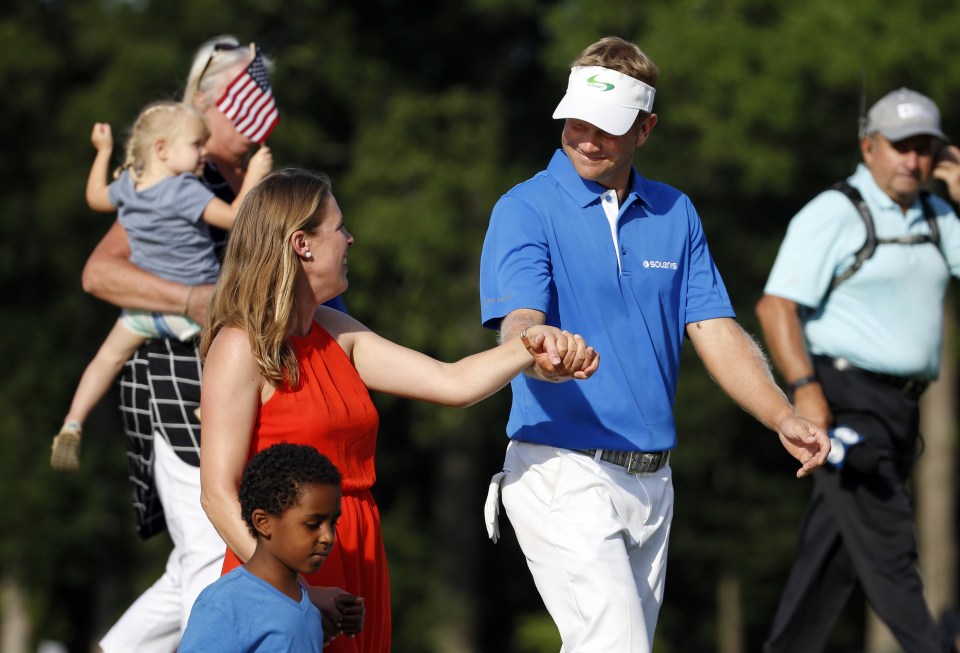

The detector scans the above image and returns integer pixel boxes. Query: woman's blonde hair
[200,168,333,389]
[116,101,208,181]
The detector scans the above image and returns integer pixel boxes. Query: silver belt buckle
[832,357,852,371]
[625,451,668,475]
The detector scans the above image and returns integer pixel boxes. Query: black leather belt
[817,356,929,398]
[575,448,670,474]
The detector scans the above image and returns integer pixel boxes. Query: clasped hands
[309,586,365,643]
[519,325,600,381]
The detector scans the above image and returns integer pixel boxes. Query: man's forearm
[499,309,545,343]
[83,253,191,313]
[755,294,834,428]
[754,294,815,386]
[82,220,194,316]
[499,309,558,381]
[689,318,795,432]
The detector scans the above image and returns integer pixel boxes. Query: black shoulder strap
[919,190,941,248]
[827,182,942,294]
[828,181,875,293]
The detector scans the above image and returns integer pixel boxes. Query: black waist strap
[814,356,929,398]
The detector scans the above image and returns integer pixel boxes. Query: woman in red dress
[198,169,599,652]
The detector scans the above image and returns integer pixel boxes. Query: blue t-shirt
[179,567,324,652]
[108,170,218,286]
[764,163,960,379]
[480,149,734,452]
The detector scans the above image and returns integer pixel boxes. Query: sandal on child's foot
[51,423,81,472]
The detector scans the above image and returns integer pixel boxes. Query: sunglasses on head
[198,42,256,88]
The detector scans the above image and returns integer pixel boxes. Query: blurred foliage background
[3,0,960,651]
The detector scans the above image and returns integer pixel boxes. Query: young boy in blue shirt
[179,443,343,652]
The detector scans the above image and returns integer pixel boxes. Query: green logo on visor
[586,75,615,92]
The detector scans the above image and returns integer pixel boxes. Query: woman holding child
[198,168,599,652]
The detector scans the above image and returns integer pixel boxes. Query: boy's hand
[91,123,113,152]
[307,586,364,642]
[334,592,365,637]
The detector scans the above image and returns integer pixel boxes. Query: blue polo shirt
[764,164,960,379]
[480,149,734,452]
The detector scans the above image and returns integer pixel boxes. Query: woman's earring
[304,251,313,260]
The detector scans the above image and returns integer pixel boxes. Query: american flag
[215,45,279,143]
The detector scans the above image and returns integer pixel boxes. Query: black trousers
[763,358,948,653]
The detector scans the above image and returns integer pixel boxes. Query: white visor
[552,65,656,136]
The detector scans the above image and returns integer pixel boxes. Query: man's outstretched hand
[776,415,831,478]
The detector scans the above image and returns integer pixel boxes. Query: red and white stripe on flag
[215,47,279,143]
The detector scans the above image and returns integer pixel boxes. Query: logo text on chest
[642,260,678,270]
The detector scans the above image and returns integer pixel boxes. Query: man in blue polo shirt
[756,88,960,653]
[479,36,830,653]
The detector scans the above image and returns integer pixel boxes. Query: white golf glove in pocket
[484,471,506,543]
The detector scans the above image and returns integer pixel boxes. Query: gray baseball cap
[863,88,948,142]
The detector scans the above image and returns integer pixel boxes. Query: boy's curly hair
[239,442,342,537]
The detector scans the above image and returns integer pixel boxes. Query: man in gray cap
[756,88,960,652]
[479,36,830,653]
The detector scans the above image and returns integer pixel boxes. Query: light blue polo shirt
[764,163,960,379]
[480,149,734,452]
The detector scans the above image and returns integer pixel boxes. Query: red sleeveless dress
[221,322,390,652]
